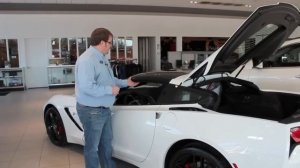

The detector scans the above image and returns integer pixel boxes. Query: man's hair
[90,28,113,46]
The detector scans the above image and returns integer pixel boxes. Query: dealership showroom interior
[1,0,300,168]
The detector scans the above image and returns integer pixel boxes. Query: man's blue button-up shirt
[75,46,128,107]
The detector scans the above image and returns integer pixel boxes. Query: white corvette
[44,3,300,168]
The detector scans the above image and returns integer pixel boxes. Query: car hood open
[179,3,300,85]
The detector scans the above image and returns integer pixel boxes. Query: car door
[247,43,300,94]
[111,105,159,162]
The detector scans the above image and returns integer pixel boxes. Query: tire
[44,107,67,146]
[168,147,225,168]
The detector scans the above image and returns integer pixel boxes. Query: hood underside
[208,3,300,75]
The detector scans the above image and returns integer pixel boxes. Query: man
[75,28,138,168]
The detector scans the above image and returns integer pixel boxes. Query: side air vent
[190,1,252,8]
[169,107,207,112]
[64,108,83,132]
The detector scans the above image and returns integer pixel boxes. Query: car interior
[115,76,300,122]
[115,85,164,105]
[203,77,300,121]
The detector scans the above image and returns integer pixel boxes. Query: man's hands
[112,77,139,96]
[112,85,120,96]
[127,77,139,87]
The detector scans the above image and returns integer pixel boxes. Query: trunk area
[218,85,300,122]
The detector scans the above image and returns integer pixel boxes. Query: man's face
[102,36,113,55]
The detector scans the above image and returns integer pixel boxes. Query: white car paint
[44,94,300,168]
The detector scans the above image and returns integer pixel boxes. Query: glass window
[87,37,91,48]
[213,24,278,72]
[61,38,68,58]
[0,39,20,68]
[8,39,19,67]
[158,84,217,109]
[234,24,278,58]
[110,37,117,60]
[182,37,227,52]
[0,39,7,68]
[51,38,60,58]
[118,37,125,59]
[69,38,77,65]
[264,44,300,67]
[77,37,87,56]
[126,37,133,59]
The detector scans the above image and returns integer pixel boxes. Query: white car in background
[43,3,300,168]
[236,38,300,94]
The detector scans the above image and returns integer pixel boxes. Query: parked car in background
[235,38,300,94]
[43,3,300,168]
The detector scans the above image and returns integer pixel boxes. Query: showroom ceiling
[0,0,300,17]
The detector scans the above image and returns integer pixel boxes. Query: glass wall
[8,39,19,67]
[50,36,133,64]
[126,37,133,59]
[51,38,60,58]
[118,37,125,59]
[69,38,77,64]
[110,37,117,60]
[78,37,87,56]
[0,39,19,68]
[0,39,7,68]
[182,37,228,51]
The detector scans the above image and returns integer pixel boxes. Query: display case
[0,68,25,90]
[48,65,75,88]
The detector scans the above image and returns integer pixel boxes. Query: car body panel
[140,105,290,168]
[111,105,159,162]
[245,66,300,94]
[44,95,84,145]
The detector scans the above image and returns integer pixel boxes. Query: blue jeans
[77,103,116,168]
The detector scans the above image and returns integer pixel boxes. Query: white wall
[0,14,244,37]
[0,13,245,63]
[0,13,246,87]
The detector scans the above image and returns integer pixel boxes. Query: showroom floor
[0,88,135,168]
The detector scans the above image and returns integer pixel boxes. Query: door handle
[295,75,300,79]
[155,112,161,119]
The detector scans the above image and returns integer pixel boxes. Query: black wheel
[169,147,225,168]
[44,107,67,146]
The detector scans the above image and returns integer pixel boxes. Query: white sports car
[44,3,300,168]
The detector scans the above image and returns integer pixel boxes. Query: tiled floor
[0,88,135,168]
